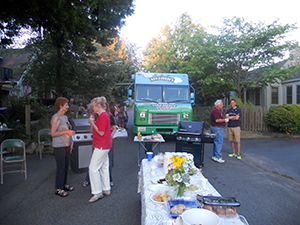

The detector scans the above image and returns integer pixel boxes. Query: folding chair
[37,129,53,160]
[1,139,27,184]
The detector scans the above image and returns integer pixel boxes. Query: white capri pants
[89,148,110,195]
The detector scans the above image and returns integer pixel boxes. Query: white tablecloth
[138,158,248,225]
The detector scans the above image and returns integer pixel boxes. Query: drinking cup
[200,178,208,190]
[147,152,153,161]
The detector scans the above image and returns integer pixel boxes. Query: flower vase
[174,184,186,198]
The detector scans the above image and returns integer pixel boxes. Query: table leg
[138,142,147,166]
[200,142,205,168]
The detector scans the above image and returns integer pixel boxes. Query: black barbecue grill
[174,121,215,167]
[69,119,93,173]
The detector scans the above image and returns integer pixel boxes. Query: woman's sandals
[82,181,90,187]
[55,189,69,197]
[63,185,74,191]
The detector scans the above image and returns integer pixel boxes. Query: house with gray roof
[240,47,300,108]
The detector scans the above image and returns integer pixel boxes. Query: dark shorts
[118,117,125,124]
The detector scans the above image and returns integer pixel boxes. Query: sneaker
[211,156,218,162]
[215,157,225,163]
[228,153,237,157]
[237,155,241,160]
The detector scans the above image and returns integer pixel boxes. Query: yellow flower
[173,161,181,169]
[178,157,186,164]
[171,156,186,169]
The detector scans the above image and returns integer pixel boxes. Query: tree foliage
[142,14,299,105]
[22,35,137,102]
[142,13,231,106]
[1,0,135,96]
[212,17,299,99]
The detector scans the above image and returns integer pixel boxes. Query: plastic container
[168,199,202,218]
[197,195,241,217]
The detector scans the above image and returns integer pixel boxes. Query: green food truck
[128,72,195,134]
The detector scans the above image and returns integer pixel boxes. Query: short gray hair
[92,96,107,108]
[214,99,223,107]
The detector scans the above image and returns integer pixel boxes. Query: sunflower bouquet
[165,155,195,197]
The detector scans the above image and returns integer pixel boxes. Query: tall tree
[1,0,134,96]
[111,37,140,101]
[23,35,138,102]
[212,17,299,99]
[142,13,229,105]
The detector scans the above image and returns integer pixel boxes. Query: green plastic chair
[1,139,27,184]
[37,129,53,160]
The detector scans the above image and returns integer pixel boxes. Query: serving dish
[168,199,201,218]
[197,195,241,217]
[150,192,172,204]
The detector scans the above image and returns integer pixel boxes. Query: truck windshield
[163,85,189,103]
[136,84,189,103]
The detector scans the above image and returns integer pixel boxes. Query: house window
[246,90,250,102]
[286,86,292,104]
[271,87,278,104]
[297,85,300,104]
[255,89,260,106]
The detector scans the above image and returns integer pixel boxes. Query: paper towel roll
[163,153,173,175]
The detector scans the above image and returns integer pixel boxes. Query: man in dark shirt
[210,100,228,163]
[226,99,242,159]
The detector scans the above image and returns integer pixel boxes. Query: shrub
[4,97,56,144]
[265,104,300,135]
[235,98,254,109]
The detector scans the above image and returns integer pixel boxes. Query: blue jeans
[210,126,224,159]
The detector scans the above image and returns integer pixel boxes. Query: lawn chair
[37,129,53,160]
[1,139,27,184]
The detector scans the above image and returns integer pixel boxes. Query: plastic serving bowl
[181,208,220,225]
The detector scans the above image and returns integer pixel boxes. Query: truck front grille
[149,114,180,125]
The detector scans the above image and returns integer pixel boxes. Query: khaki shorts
[228,127,240,143]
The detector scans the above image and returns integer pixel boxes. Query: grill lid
[69,119,90,133]
[177,121,204,135]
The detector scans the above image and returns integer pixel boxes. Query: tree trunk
[56,47,62,97]
[238,90,242,100]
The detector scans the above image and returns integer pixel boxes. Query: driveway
[0,107,300,225]
[225,138,300,182]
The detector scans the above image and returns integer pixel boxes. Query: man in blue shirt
[226,99,242,159]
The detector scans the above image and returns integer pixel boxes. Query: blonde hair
[92,96,107,109]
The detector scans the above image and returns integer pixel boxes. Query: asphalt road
[1,107,300,225]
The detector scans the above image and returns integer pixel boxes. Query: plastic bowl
[181,208,220,225]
